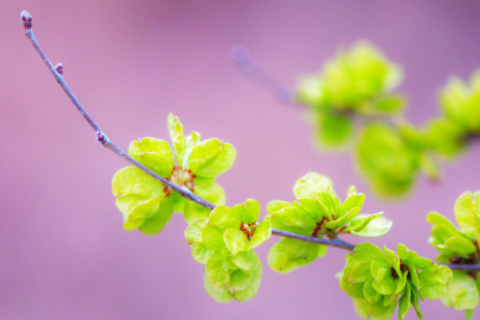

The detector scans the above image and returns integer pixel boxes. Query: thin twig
[230,45,297,104]
[21,11,480,272]
[21,11,216,211]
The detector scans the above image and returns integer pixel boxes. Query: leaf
[347,282,366,299]
[340,192,366,214]
[293,172,335,200]
[352,298,371,319]
[208,206,237,229]
[371,260,396,295]
[326,207,361,229]
[373,94,405,114]
[248,221,272,250]
[314,111,353,148]
[269,205,318,230]
[138,196,174,235]
[231,250,255,272]
[182,131,201,168]
[445,236,477,257]
[202,224,225,250]
[348,261,372,283]
[398,282,411,319]
[203,269,232,303]
[224,228,248,256]
[230,199,261,224]
[230,269,253,291]
[112,167,165,213]
[206,252,231,293]
[128,138,174,178]
[167,114,186,165]
[232,252,262,301]
[418,265,453,300]
[364,277,382,304]
[268,238,322,274]
[183,184,225,224]
[189,138,236,177]
[455,192,480,238]
[441,271,480,311]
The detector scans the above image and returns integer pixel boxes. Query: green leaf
[398,282,411,319]
[351,215,392,238]
[202,224,225,250]
[232,251,262,301]
[203,269,232,303]
[230,199,261,224]
[455,192,480,238]
[314,111,353,148]
[208,206,237,229]
[427,212,462,235]
[418,265,453,300]
[441,271,479,311]
[410,286,423,318]
[352,298,372,319]
[295,198,329,222]
[371,297,397,320]
[248,221,272,250]
[364,277,382,304]
[326,207,361,229]
[182,131,201,168]
[184,183,225,224]
[348,261,372,283]
[224,228,248,256]
[373,94,405,114]
[189,138,236,177]
[347,282,366,299]
[371,260,396,295]
[167,114,186,165]
[138,196,174,235]
[231,250,254,272]
[426,117,466,159]
[269,205,318,230]
[230,269,253,291]
[206,252,231,292]
[268,238,321,274]
[293,172,335,200]
[340,192,366,214]
[128,138,174,178]
[445,236,477,257]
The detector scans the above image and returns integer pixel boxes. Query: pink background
[2,1,480,319]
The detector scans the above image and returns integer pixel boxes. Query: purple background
[2,1,480,319]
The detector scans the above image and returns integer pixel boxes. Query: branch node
[20,11,32,31]
[55,63,64,75]
[96,131,107,144]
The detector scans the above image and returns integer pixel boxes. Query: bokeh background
[2,0,480,319]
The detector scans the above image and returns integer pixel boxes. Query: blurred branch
[21,11,480,272]
[230,45,297,104]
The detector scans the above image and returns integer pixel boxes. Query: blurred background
[2,0,480,319]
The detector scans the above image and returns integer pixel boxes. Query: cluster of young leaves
[294,41,479,199]
[426,71,480,158]
[185,200,272,303]
[295,41,405,149]
[339,243,452,320]
[427,190,480,320]
[111,114,236,235]
[266,172,392,273]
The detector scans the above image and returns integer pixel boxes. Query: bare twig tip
[55,63,64,75]
[20,11,32,30]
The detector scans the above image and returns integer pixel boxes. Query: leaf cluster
[185,200,271,303]
[267,172,391,273]
[427,191,480,319]
[111,114,236,235]
[339,243,452,320]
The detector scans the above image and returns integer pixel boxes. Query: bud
[55,63,64,75]
[20,11,32,30]
[96,131,106,143]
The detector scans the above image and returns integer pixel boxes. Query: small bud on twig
[20,11,32,31]
[55,63,64,75]
[96,131,106,143]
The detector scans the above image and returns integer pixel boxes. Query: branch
[21,11,480,273]
[230,45,296,104]
[21,11,216,211]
